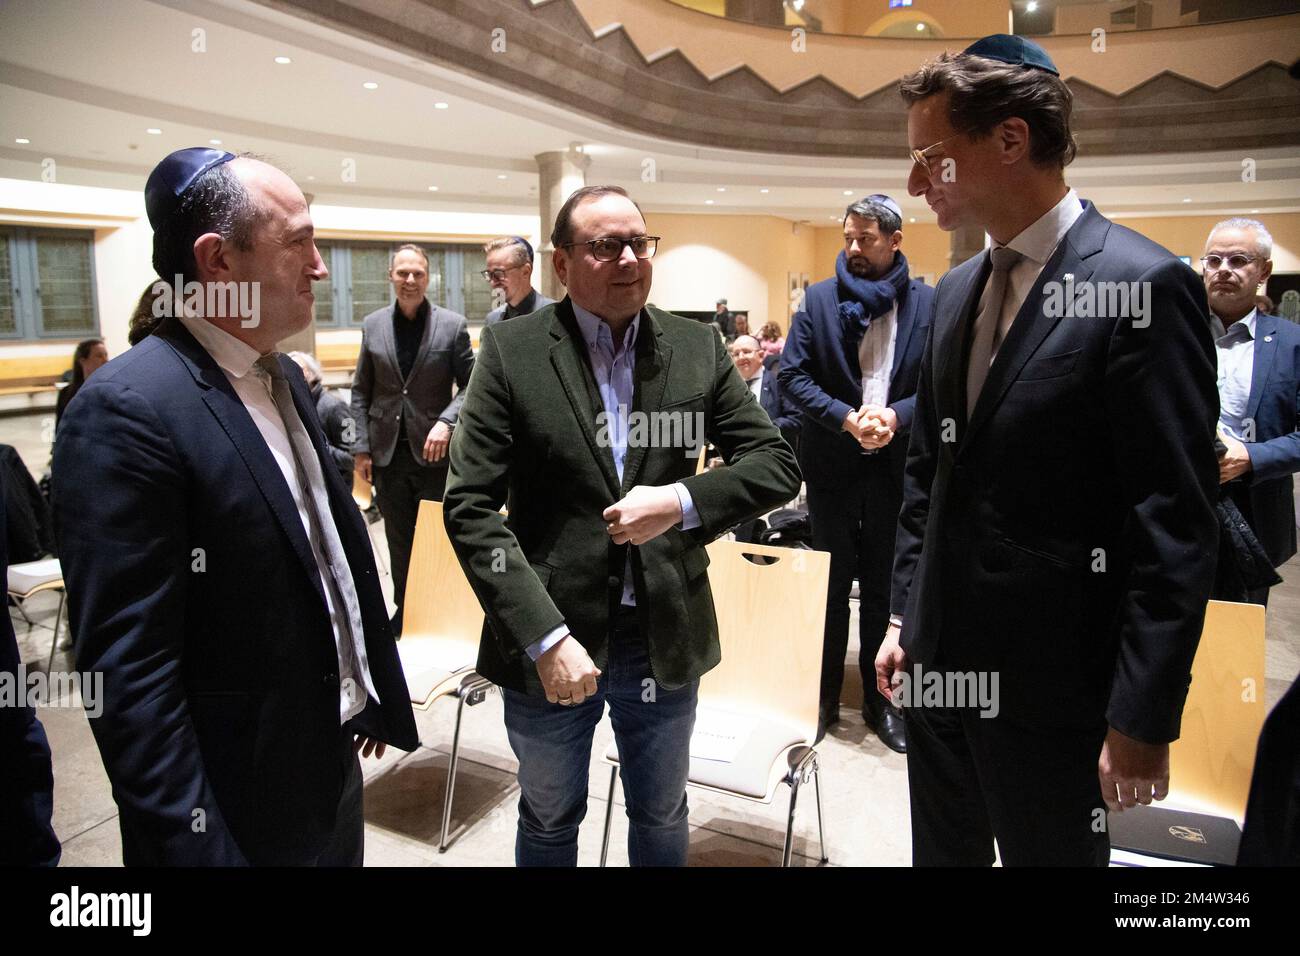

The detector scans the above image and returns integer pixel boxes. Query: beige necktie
[254,354,372,711]
[966,246,1023,416]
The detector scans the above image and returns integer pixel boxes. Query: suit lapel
[934,253,990,434]
[962,204,1106,450]
[1247,311,1279,423]
[158,322,328,608]
[548,300,622,497]
[621,311,672,494]
[407,303,437,386]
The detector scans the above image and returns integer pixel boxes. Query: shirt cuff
[673,483,701,531]
[525,624,570,662]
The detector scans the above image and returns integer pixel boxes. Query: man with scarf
[780,194,934,749]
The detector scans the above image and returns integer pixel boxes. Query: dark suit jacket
[351,303,473,468]
[52,318,418,866]
[891,203,1220,743]
[779,276,934,488]
[757,354,800,451]
[1226,311,1300,567]
[444,298,802,695]
[0,468,61,866]
[484,289,555,326]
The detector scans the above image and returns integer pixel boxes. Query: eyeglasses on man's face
[1201,254,1259,273]
[909,133,964,171]
[560,235,660,262]
[480,264,525,281]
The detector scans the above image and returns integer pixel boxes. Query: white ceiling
[0,0,1296,225]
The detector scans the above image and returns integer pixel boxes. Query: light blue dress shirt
[525,303,700,661]
[1216,308,1256,443]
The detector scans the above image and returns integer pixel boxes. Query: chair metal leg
[813,766,828,865]
[11,596,34,628]
[782,774,802,867]
[438,676,492,853]
[46,592,65,676]
[599,765,618,868]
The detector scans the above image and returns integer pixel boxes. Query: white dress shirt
[747,366,764,402]
[983,188,1085,363]
[1215,308,1257,442]
[178,314,378,723]
[859,301,899,407]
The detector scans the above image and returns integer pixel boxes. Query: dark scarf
[836,250,910,338]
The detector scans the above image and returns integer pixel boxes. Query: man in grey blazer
[351,243,474,635]
[482,236,554,326]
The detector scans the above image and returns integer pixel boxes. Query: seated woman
[756,321,785,358]
[54,338,108,426]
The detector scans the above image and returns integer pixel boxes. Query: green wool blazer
[444,297,802,695]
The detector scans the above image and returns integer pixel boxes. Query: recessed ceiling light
[146,128,162,135]
[274,56,292,65]
[434,102,449,110]
[717,187,726,193]
[909,217,916,223]
[705,200,715,205]
[1251,208,1260,213]
[15,137,30,144]
[307,175,315,181]
[843,190,853,195]
[915,23,925,32]
[1182,197,1191,203]
[1026,1,1039,11]
[363,81,379,90]
[209,138,222,145]
[497,174,508,180]
[428,185,439,191]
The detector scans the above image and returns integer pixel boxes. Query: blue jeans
[502,612,698,866]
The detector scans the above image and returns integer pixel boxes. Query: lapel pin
[1265,335,1273,342]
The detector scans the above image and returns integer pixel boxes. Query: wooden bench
[0,354,69,398]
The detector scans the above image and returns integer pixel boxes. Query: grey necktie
[966,246,1023,416]
[254,354,372,711]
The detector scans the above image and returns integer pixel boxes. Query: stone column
[948,222,986,270]
[535,148,589,301]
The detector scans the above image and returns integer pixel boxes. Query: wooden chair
[7,558,66,674]
[395,499,493,851]
[1167,599,1268,823]
[598,539,831,866]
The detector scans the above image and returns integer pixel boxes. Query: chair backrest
[400,500,485,670]
[697,540,830,741]
[1168,600,1267,822]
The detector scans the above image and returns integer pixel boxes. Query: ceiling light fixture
[209,138,222,145]
[1026,1,1039,12]
[705,200,715,205]
[717,187,726,193]
[363,81,379,90]
[146,128,162,135]
[915,23,925,32]
[760,188,770,194]
[434,102,449,110]
[15,137,30,144]
[428,185,439,191]
[497,174,508,180]
[274,56,292,65]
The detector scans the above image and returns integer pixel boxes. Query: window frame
[0,225,101,341]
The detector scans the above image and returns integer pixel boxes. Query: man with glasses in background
[482,236,554,326]
[780,193,933,749]
[1204,218,1300,608]
[351,243,473,636]
[444,185,800,866]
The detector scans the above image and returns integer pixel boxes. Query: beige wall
[650,212,818,333]
[1109,213,1300,273]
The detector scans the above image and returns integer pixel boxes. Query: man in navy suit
[53,149,418,866]
[728,334,800,450]
[779,194,933,750]
[1204,218,1300,606]
[875,36,1219,865]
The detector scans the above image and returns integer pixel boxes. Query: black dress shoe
[870,704,908,754]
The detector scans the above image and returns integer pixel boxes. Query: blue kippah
[962,33,1059,76]
[511,236,534,263]
[144,147,237,230]
[859,194,904,222]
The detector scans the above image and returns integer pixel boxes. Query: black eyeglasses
[560,236,660,262]
[1201,254,1259,273]
[480,265,525,281]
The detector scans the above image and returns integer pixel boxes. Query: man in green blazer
[444,185,801,866]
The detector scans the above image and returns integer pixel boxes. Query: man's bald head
[728,334,764,379]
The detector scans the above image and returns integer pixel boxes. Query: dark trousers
[806,459,901,712]
[309,737,365,867]
[374,447,447,627]
[905,684,1110,866]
